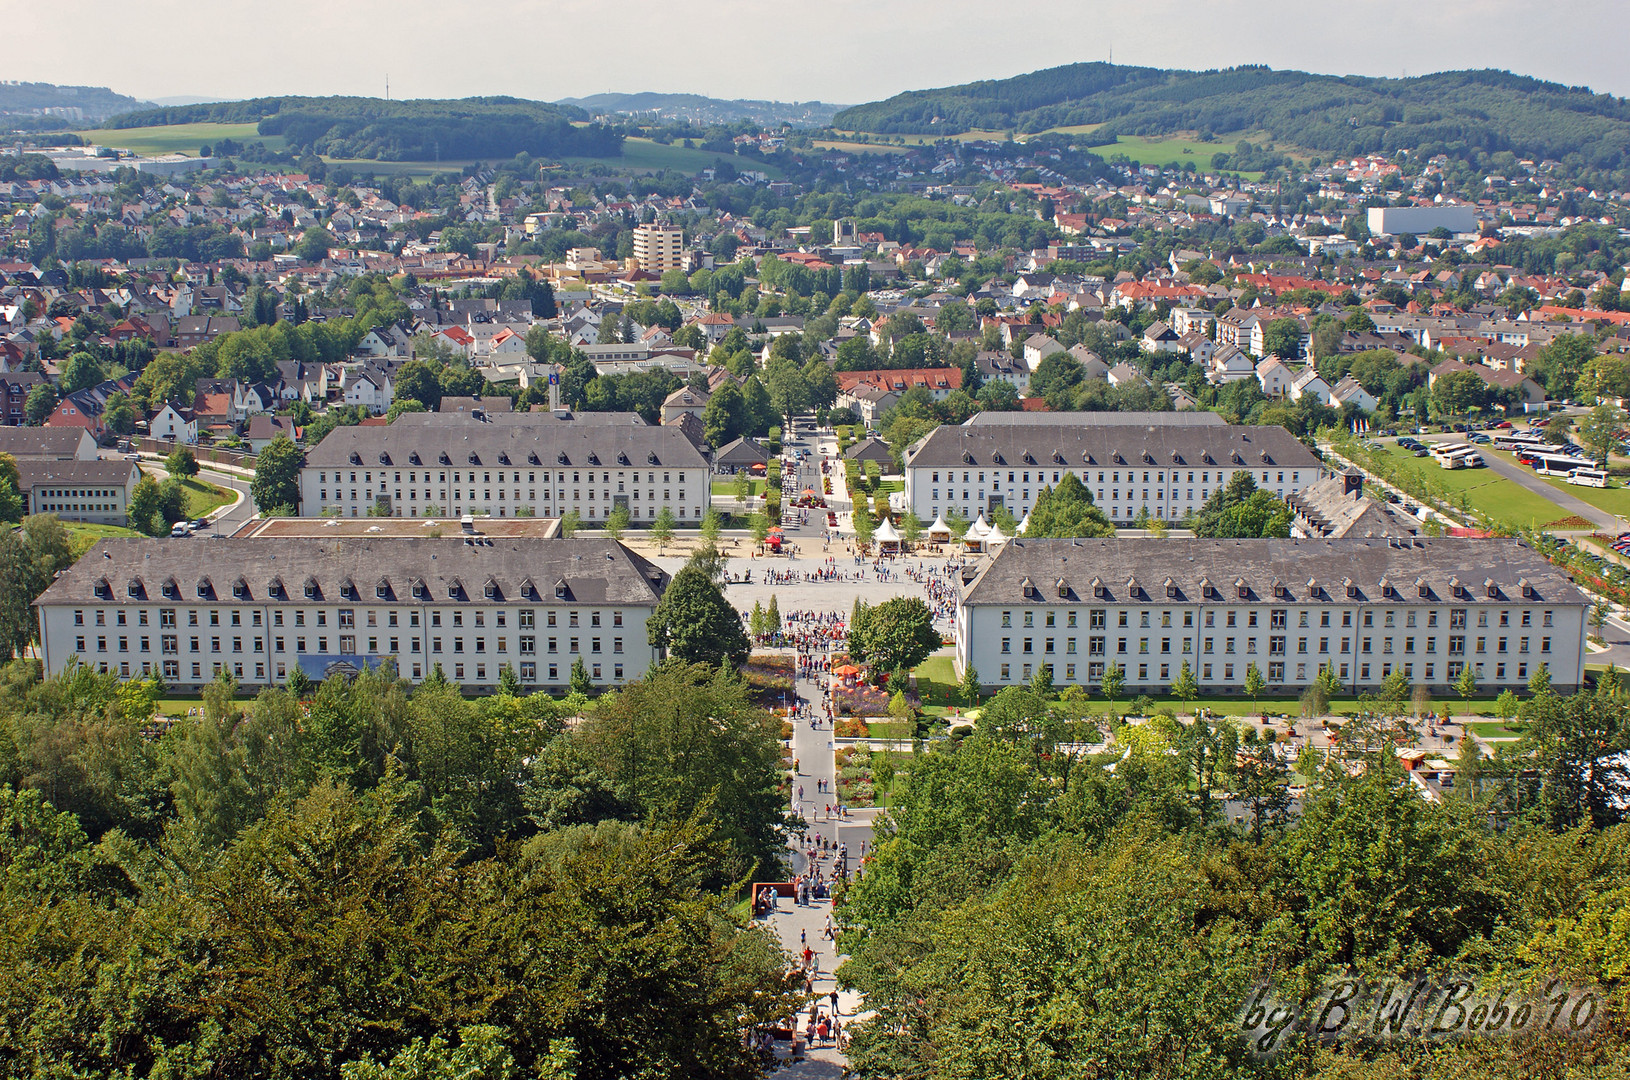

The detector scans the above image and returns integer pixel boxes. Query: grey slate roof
[907,418,1320,471]
[0,427,95,460]
[1288,474,1420,539]
[305,414,706,470]
[38,538,670,608]
[958,537,1586,609]
[966,410,1222,428]
[15,459,139,491]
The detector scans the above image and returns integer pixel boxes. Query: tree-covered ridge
[835,63,1630,172]
[105,96,623,162]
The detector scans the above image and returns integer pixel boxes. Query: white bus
[1432,443,1477,468]
[1493,432,1548,452]
[1565,468,1610,488]
[1528,451,1598,477]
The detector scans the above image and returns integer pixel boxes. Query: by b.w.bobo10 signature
[1238,974,1603,1058]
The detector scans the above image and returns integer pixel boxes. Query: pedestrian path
[754,660,875,1076]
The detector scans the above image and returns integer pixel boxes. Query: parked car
[1413,448,1430,457]
[170,521,191,538]
[1492,420,1513,429]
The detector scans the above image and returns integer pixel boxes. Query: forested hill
[0,82,152,125]
[834,63,1630,171]
[561,92,843,127]
[104,96,623,161]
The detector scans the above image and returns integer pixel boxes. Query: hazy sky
[11,0,1630,105]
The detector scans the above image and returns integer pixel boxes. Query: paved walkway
[755,655,879,1077]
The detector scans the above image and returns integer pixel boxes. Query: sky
[9,0,1630,106]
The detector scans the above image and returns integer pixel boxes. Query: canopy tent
[1016,512,1031,536]
[986,523,1010,546]
[965,514,991,541]
[874,517,902,545]
[926,513,951,540]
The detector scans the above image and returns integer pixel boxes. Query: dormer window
[376,579,390,600]
[378,452,391,465]
[617,451,630,466]
[1236,577,1248,601]
[196,577,212,598]
[484,578,499,600]
[349,451,362,465]
[1306,578,1319,599]
[1416,576,1429,599]
[95,578,112,599]
[409,452,422,465]
[528,452,540,465]
[1520,578,1536,600]
[1377,576,1391,599]
[1126,575,1140,598]
[1165,577,1178,599]
[1272,579,1286,600]
[1056,578,1069,599]
[647,452,660,465]
[1020,577,1035,599]
[163,578,179,599]
[1484,578,1498,599]
[448,578,463,600]
[558,452,570,465]
[468,452,480,465]
[340,579,357,600]
[588,453,600,466]
[412,579,428,600]
[555,579,568,599]
[1449,576,1464,599]
[520,577,537,600]
[304,577,319,600]
[233,578,249,600]
[1091,576,1105,599]
[1344,577,1358,600]
[126,578,143,598]
[498,453,511,466]
[267,576,285,599]
[439,452,452,465]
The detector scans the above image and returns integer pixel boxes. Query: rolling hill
[0,81,153,127]
[834,63,1630,172]
[102,96,621,162]
[560,92,844,127]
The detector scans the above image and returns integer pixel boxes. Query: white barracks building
[954,537,1588,695]
[298,413,710,523]
[36,537,671,693]
[903,412,1325,524]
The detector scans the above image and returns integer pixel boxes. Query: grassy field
[1465,720,1528,739]
[1352,442,1569,527]
[65,521,143,557]
[712,478,765,498]
[914,654,962,714]
[812,139,911,155]
[180,478,235,519]
[565,137,779,176]
[78,122,286,157]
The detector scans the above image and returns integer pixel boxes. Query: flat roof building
[632,223,684,275]
[954,537,1588,696]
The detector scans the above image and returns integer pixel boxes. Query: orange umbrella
[834,664,861,676]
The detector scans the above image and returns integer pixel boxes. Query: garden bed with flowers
[738,653,795,709]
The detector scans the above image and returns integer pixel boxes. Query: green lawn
[78,122,286,157]
[1352,442,1570,527]
[65,521,143,557]
[179,478,235,519]
[1465,720,1528,739]
[914,654,961,712]
[565,136,780,177]
[1088,134,1264,179]
[711,478,764,498]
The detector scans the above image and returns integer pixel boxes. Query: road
[126,453,257,535]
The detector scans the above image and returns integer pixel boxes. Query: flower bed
[738,654,795,708]
[834,746,876,807]
[834,715,870,738]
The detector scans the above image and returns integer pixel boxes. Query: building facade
[903,413,1325,524]
[36,537,671,693]
[632,223,684,275]
[954,537,1588,695]
[17,459,140,524]
[299,414,711,523]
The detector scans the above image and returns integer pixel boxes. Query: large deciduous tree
[646,565,749,669]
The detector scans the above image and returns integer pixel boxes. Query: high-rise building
[632,223,684,274]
